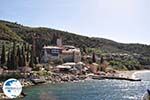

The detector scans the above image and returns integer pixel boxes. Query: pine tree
[1,44,6,65]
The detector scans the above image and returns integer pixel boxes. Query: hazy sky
[0,0,150,44]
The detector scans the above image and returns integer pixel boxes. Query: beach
[117,70,150,79]
[117,70,137,78]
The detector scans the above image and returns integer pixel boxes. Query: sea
[21,71,150,100]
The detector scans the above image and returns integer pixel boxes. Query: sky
[0,0,150,44]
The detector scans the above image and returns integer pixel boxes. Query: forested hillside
[0,20,150,66]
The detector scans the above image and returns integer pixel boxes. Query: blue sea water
[22,71,150,100]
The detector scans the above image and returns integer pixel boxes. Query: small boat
[142,89,150,100]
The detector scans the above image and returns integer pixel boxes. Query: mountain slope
[0,22,22,41]
[0,20,150,57]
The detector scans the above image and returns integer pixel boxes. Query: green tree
[17,46,22,67]
[24,42,27,51]
[26,44,30,62]
[10,42,17,70]
[21,46,26,66]
[83,46,87,54]
[51,33,57,45]
[1,44,6,65]
[100,56,104,64]
[7,51,11,69]
[29,48,34,68]
[92,52,96,63]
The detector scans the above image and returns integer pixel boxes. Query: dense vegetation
[0,42,37,70]
[0,23,22,41]
[0,20,150,70]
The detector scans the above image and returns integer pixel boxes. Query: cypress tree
[83,46,87,54]
[26,44,30,62]
[10,42,17,70]
[34,56,38,65]
[92,52,96,63]
[7,51,11,69]
[29,47,34,68]
[17,46,22,67]
[51,33,57,45]
[100,56,104,64]
[1,44,6,65]
[24,43,27,51]
[21,46,26,66]
[100,56,104,71]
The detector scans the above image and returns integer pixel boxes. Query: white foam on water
[123,95,138,100]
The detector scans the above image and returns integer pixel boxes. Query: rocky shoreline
[0,70,143,99]
[0,71,90,99]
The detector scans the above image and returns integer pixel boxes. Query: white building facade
[41,45,81,63]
